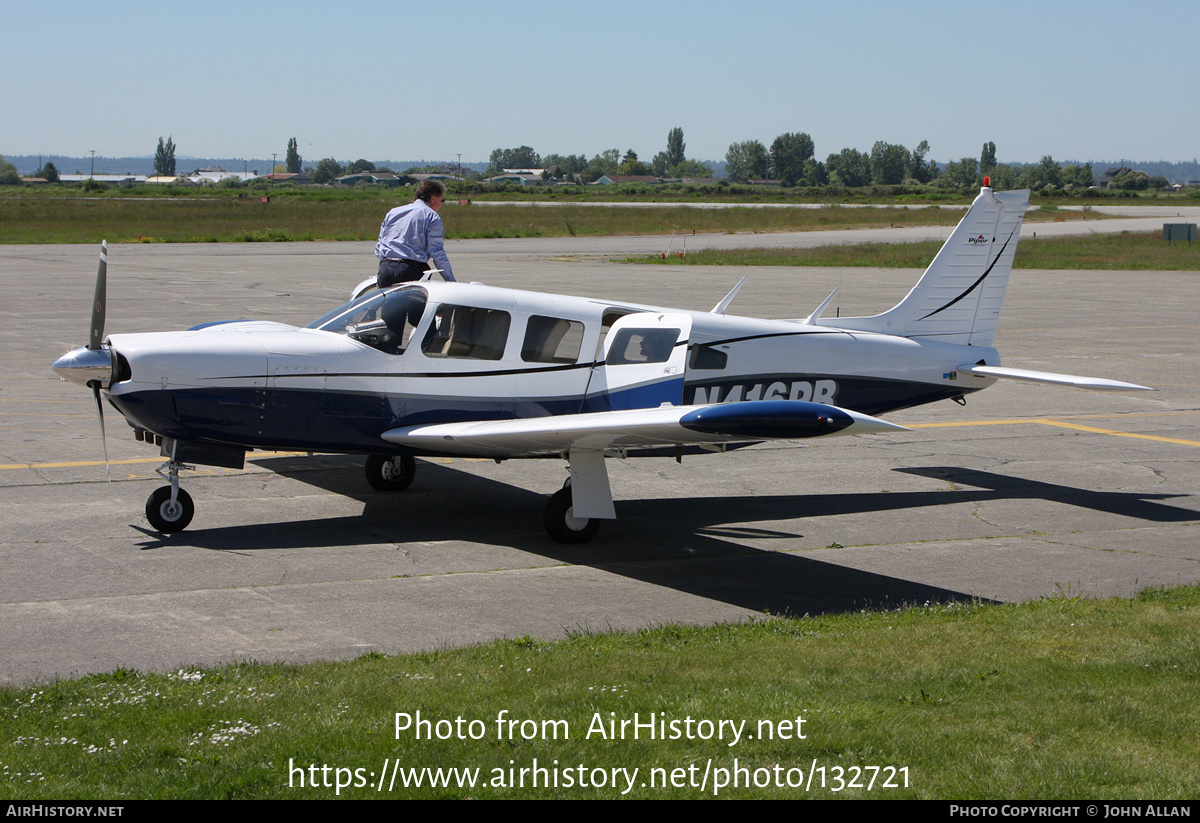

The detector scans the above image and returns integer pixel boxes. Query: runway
[3,214,1197,685]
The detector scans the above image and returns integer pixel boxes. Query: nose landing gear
[146,459,194,533]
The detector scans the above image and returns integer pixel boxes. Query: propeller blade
[88,240,107,351]
[89,380,112,482]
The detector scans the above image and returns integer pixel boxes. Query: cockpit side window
[307,287,428,355]
[307,290,387,333]
[522,315,584,364]
[422,304,511,360]
[605,328,681,365]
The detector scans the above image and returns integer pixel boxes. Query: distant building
[593,174,661,185]
[260,172,314,185]
[335,171,409,187]
[59,174,147,184]
[485,172,542,185]
[409,172,464,183]
[1098,166,1131,188]
[188,166,257,184]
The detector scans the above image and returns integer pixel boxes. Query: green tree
[724,140,769,182]
[581,149,620,182]
[1110,170,1149,191]
[909,140,935,183]
[870,141,908,185]
[38,161,59,182]
[618,150,651,176]
[989,163,1018,189]
[1076,162,1094,188]
[826,148,871,187]
[0,155,19,185]
[313,157,343,184]
[1036,155,1063,189]
[770,132,814,186]
[666,127,685,168]
[980,141,997,175]
[802,157,827,186]
[487,146,541,175]
[543,154,587,178]
[939,157,979,190]
[1061,163,1093,189]
[668,159,713,178]
[286,138,302,174]
[345,159,376,174]
[153,136,176,176]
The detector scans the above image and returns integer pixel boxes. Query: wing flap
[382,400,907,458]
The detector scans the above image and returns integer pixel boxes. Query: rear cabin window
[522,315,585,364]
[689,344,728,370]
[605,328,680,365]
[422,305,511,360]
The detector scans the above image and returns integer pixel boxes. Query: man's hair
[414,180,445,203]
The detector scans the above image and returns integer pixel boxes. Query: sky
[5,0,1197,166]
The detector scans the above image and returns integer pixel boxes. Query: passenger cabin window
[605,328,680,365]
[522,315,584,364]
[422,304,511,360]
[689,344,728,370]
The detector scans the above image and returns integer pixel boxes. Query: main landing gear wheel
[544,485,600,544]
[146,486,194,533]
[365,454,416,492]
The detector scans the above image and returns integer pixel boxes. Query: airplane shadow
[132,457,1199,618]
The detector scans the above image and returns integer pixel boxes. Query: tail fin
[828,186,1029,346]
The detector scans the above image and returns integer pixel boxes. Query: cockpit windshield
[306,286,429,354]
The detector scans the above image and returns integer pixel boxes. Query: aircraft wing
[959,364,1152,392]
[381,400,908,459]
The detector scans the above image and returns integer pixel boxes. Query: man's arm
[426,213,455,282]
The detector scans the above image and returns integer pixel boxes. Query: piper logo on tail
[691,379,839,405]
[967,234,989,244]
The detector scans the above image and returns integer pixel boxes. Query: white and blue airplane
[53,183,1149,541]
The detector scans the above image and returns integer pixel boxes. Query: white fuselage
[103,280,997,456]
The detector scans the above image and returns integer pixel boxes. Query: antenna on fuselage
[803,288,840,325]
[710,276,747,314]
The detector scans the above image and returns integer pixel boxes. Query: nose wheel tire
[365,454,416,492]
[146,486,194,533]
[544,485,600,544]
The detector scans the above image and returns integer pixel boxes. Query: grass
[2,585,1198,799]
[0,196,1103,245]
[625,231,1200,271]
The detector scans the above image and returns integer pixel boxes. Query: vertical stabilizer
[827,186,1029,345]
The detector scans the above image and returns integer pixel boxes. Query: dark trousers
[377,258,429,288]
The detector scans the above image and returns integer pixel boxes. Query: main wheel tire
[544,485,600,544]
[365,454,416,492]
[146,486,194,533]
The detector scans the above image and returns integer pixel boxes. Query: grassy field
[626,231,1200,271]
[0,196,1102,245]
[2,585,1197,799]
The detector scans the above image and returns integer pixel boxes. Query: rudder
[828,185,1030,346]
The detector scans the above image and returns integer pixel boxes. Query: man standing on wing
[375,180,456,287]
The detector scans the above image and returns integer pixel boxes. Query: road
[2,213,1197,685]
